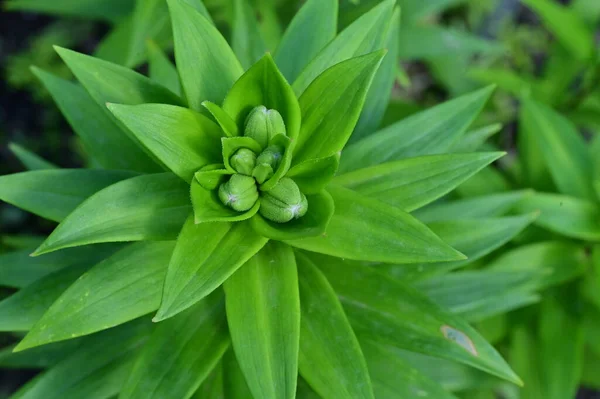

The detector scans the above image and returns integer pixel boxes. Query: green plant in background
[0,0,553,398]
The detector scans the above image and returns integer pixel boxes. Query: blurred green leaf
[222,349,252,398]
[0,339,81,369]
[8,143,58,171]
[5,0,135,22]
[147,41,181,96]
[451,124,502,153]
[231,0,267,69]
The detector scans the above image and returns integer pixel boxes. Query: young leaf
[383,214,537,281]
[287,154,340,194]
[296,253,374,399]
[0,263,91,331]
[14,242,173,352]
[232,0,267,69]
[168,0,243,109]
[293,51,386,164]
[202,101,239,137]
[287,186,464,264]
[120,294,230,399]
[155,217,268,321]
[222,54,301,141]
[414,191,531,223]
[274,0,337,83]
[0,169,137,222]
[147,40,181,97]
[12,319,151,399]
[8,143,58,170]
[32,67,160,172]
[352,7,400,142]
[224,242,300,399]
[516,192,600,241]
[334,152,503,212]
[108,103,223,182]
[521,98,595,200]
[340,86,494,172]
[32,173,190,256]
[4,0,134,22]
[292,0,394,95]
[308,253,522,385]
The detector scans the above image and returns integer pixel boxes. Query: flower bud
[229,148,257,176]
[252,163,274,184]
[218,174,259,212]
[259,177,308,223]
[244,105,287,148]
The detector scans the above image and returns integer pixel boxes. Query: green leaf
[296,253,374,399]
[292,0,394,95]
[11,319,151,399]
[334,152,503,212]
[147,40,181,97]
[94,17,134,65]
[202,101,239,137]
[287,186,464,264]
[32,67,159,172]
[400,0,467,22]
[14,242,173,352]
[108,103,223,182]
[168,0,243,109]
[452,124,503,153]
[521,98,595,200]
[8,143,58,170]
[0,169,137,222]
[287,154,340,194]
[32,173,190,256]
[274,0,337,83]
[0,263,91,331]
[0,245,119,289]
[126,0,171,67]
[4,0,134,22]
[383,214,537,281]
[523,0,595,60]
[121,293,229,399]
[155,217,268,321]
[191,177,260,223]
[0,340,81,369]
[340,86,494,172]
[224,242,300,399]
[489,241,588,290]
[308,253,522,385]
[196,361,226,399]
[222,54,301,142]
[516,192,600,241]
[352,7,400,142]
[359,339,459,399]
[414,190,532,223]
[222,349,253,398]
[293,51,385,164]
[232,0,267,69]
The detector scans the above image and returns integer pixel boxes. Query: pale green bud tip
[218,174,259,212]
[230,148,257,175]
[252,163,274,184]
[259,177,308,223]
[244,105,287,148]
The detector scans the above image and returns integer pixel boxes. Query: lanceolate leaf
[308,252,522,385]
[287,186,464,264]
[32,173,190,256]
[516,192,600,241]
[352,7,400,142]
[12,320,152,399]
[292,0,394,95]
[127,0,171,67]
[224,242,299,399]
[222,350,253,398]
[4,0,134,22]
[232,0,267,69]
[521,98,595,200]
[0,263,91,331]
[452,124,503,153]
[147,41,181,97]
[296,253,374,399]
[155,217,268,321]
[108,104,223,182]
[340,86,494,172]
[293,51,385,164]
[32,67,159,172]
[0,340,81,369]
[15,242,173,352]
[334,152,503,212]
[274,0,337,83]
[0,169,137,222]
[168,0,243,109]
[287,154,340,194]
[121,294,230,399]
[8,143,58,170]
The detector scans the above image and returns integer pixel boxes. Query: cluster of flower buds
[217,105,308,223]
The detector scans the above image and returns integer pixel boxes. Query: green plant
[0,0,546,398]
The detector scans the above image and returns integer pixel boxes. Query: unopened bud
[252,163,274,184]
[252,144,284,184]
[218,174,259,212]
[259,178,308,223]
[229,148,257,176]
[244,105,286,148]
